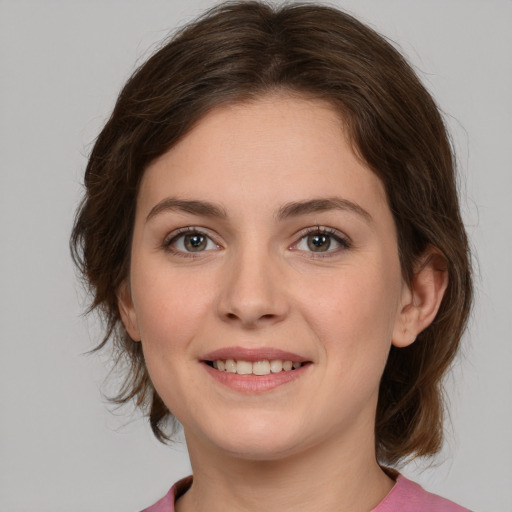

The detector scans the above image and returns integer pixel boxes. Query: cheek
[131,265,214,354]
[131,269,214,413]
[311,268,399,331]
[298,260,402,369]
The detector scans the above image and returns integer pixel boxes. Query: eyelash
[292,226,351,258]
[163,226,351,259]
[163,227,221,259]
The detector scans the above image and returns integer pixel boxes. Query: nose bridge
[217,237,288,327]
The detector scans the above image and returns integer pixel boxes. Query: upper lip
[201,346,309,363]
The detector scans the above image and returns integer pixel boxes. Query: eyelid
[163,226,222,256]
[161,225,350,259]
[290,225,351,255]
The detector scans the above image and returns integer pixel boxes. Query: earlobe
[392,248,449,348]
[117,281,142,342]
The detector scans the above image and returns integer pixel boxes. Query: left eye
[294,230,348,253]
[169,230,218,253]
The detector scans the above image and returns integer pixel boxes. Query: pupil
[309,234,330,252]
[185,234,206,251]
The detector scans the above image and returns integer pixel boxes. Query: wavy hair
[71,1,472,465]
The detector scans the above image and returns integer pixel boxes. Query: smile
[201,347,311,392]
[207,359,303,375]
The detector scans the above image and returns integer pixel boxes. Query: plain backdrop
[1,1,511,511]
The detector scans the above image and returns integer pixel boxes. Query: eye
[292,227,350,254]
[165,228,219,254]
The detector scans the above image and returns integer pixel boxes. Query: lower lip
[202,363,310,393]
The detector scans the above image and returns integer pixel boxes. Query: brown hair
[71,1,472,465]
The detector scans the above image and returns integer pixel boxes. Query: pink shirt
[141,474,470,511]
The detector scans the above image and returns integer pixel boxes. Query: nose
[216,246,290,329]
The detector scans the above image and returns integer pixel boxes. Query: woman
[71,2,472,510]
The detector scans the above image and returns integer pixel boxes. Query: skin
[118,95,447,512]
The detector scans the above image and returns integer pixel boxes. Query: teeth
[225,359,237,373]
[211,359,303,375]
[236,360,253,375]
[253,360,271,375]
[270,360,283,373]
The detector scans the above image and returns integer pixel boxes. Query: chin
[192,415,308,461]
[216,436,302,461]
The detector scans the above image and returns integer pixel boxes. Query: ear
[392,248,449,348]
[117,281,141,342]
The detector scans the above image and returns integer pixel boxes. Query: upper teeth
[212,359,302,375]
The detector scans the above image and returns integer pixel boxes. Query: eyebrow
[276,198,373,223]
[146,197,227,222]
[146,196,372,224]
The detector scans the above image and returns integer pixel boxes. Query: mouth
[204,358,307,376]
[200,347,311,391]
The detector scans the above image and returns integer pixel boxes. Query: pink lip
[202,362,310,393]
[201,346,308,363]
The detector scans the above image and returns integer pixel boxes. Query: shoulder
[140,474,470,512]
[373,474,471,512]
[140,476,193,512]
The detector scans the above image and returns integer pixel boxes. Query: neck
[176,427,394,512]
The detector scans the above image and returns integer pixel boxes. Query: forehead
[138,94,388,217]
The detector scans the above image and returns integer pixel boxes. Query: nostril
[225,312,276,321]
[219,297,288,326]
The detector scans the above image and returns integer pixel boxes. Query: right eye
[165,228,219,254]
[290,226,351,257]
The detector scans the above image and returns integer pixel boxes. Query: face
[119,95,413,461]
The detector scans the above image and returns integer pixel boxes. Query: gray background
[1,1,511,511]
